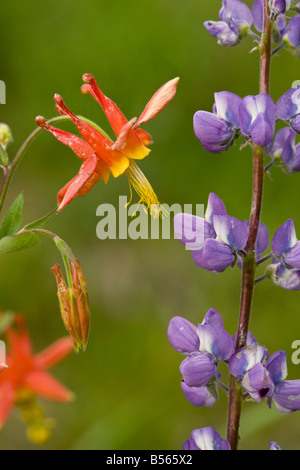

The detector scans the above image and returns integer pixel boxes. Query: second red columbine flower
[36,74,179,215]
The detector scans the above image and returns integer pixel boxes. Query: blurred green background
[1,0,300,450]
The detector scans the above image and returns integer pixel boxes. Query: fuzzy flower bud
[51,260,90,352]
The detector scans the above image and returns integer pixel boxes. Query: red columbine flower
[0,314,74,428]
[51,259,90,353]
[36,74,179,214]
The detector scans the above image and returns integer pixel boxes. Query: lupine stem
[226,0,272,450]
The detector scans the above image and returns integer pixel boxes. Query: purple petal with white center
[229,343,269,378]
[183,427,231,450]
[205,193,227,225]
[167,316,200,354]
[202,239,235,272]
[180,381,217,407]
[179,352,217,387]
[241,363,274,402]
[270,441,281,450]
[212,215,248,250]
[266,351,288,385]
[276,87,300,121]
[271,219,297,256]
[202,308,224,328]
[193,111,233,146]
[273,380,300,413]
[173,213,213,250]
[219,0,253,29]
[284,241,300,268]
[283,15,300,47]
[240,94,276,146]
[252,0,263,32]
[214,91,242,128]
[197,324,233,361]
[203,20,239,47]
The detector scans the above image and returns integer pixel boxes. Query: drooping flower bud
[51,260,90,352]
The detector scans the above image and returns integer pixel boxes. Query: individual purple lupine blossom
[229,342,274,402]
[204,0,253,47]
[266,259,300,290]
[167,309,233,407]
[239,94,276,147]
[276,86,300,133]
[266,350,300,414]
[282,15,300,58]
[267,127,300,174]
[173,193,248,273]
[270,441,281,450]
[271,219,300,269]
[183,427,231,450]
[193,92,242,153]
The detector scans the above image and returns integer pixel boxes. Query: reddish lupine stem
[226,0,272,450]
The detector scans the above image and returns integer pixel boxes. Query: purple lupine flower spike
[239,94,276,147]
[271,219,300,268]
[183,427,231,450]
[276,86,300,133]
[193,92,242,153]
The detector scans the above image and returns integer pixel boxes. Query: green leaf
[22,207,57,230]
[0,193,24,238]
[0,231,39,253]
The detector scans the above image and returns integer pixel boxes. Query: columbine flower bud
[0,123,13,148]
[51,260,90,352]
